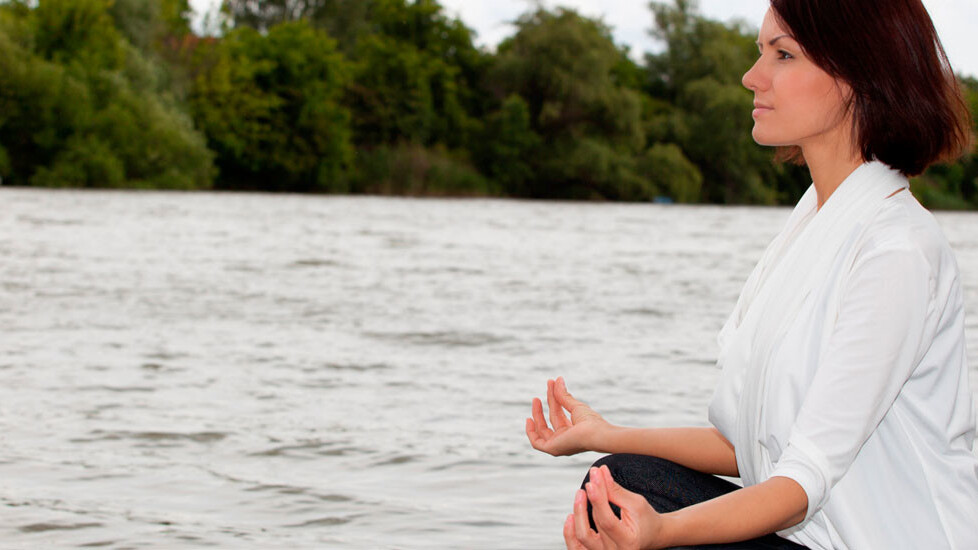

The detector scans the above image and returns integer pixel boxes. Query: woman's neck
[802,131,863,211]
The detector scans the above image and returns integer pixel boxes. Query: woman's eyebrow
[755,34,792,48]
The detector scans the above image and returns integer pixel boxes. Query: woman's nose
[742,57,765,91]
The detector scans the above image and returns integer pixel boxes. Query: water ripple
[18,522,103,533]
[70,430,228,444]
[365,330,512,347]
[2,189,975,548]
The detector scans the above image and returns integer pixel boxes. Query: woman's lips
[752,102,773,118]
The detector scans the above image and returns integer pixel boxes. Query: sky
[189,0,978,78]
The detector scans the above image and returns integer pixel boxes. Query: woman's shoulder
[858,190,959,280]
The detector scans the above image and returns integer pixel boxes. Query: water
[1,188,976,548]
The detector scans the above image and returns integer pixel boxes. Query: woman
[525,1,978,549]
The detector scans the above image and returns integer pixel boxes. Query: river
[1,188,976,548]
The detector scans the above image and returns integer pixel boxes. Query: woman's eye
[777,50,794,60]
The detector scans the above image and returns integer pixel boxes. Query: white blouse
[708,162,978,549]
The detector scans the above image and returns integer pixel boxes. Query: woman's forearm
[591,426,739,477]
[654,476,808,548]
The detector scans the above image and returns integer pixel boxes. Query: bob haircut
[769,0,972,176]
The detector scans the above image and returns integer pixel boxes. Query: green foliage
[220,0,316,31]
[159,0,191,36]
[2,0,975,203]
[0,144,10,178]
[912,77,978,209]
[88,73,214,188]
[0,27,95,184]
[110,0,190,51]
[960,77,978,204]
[220,0,488,163]
[348,33,436,145]
[495,9,643,144]
[342,0,487,150]
[348,35,474,149]
[638,143,703,202]
[475,94,540,195]
[108,0,195,112]
[678,77,777,203]
[188,20,352,191]
[490,8,645,199]
[32,135,126,188]
[33,0,126,68]
[647,0,758,95]
[912,176,973,210]
[352,142,496,196]
[305,0,371,53]
[539,137,652,200]
[110,0,161,50]
[0,0,213,189]
[645,0,780,204]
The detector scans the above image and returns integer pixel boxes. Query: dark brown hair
[770,0,972,176]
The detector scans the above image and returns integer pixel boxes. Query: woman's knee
[583,454,622,486]
[585,453,680,485]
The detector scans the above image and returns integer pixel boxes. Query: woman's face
[742,9,852,149]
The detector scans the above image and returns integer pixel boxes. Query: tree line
[1,0,976,207]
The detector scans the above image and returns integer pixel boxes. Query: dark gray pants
[583,454,810,549]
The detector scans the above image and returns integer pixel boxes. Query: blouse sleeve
[768,242,937,522]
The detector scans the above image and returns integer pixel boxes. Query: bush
[474,94,540,195]
[31,135,125,187]
[352,142,497,196]
[189,21,352,191]
[491,8,646,199]
[913,166,973,210]
[0,144,11,179]
[637,143,703,202]
[0,0,213,189]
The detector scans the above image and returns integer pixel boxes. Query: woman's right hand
[525,377,611,456]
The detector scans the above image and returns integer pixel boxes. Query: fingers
[599,465,635,507]
[586,467,625,540]
[548,379,571,429]
[563,514,588,550]
[531,397,554,438]
[525,418,543,449]
[573,489,603,549]
[555,376,583,410]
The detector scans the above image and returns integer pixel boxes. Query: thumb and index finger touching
[554,376,588,416]
[587,465,644,540]
[552,376,577,404]
[597,464,632,505]
[526,377,587,449]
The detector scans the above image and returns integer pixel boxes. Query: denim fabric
[582,454,810,550]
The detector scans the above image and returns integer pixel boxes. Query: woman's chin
[751,131,773,146]
[750,128,789,147]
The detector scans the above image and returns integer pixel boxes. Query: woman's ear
[831,78,855,109]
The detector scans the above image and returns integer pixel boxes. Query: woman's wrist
[589,422,624,454]
[647,510,681,549]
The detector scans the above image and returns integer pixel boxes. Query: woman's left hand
[563,465,668,550]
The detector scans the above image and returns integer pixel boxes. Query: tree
[912,76,978,209]
[0,0,213,189]
[490,8,647,199]
[33,0,125,69]
[221,0,490,154]
[474,94,540,196]
[220,0,316,31]
[645,0,784,204]
[0,25,90,185]
[347,34,436,146]
[637,143,702,202]
[110,0,192,52]
[342,0,488,150]
[189,21,352,191]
